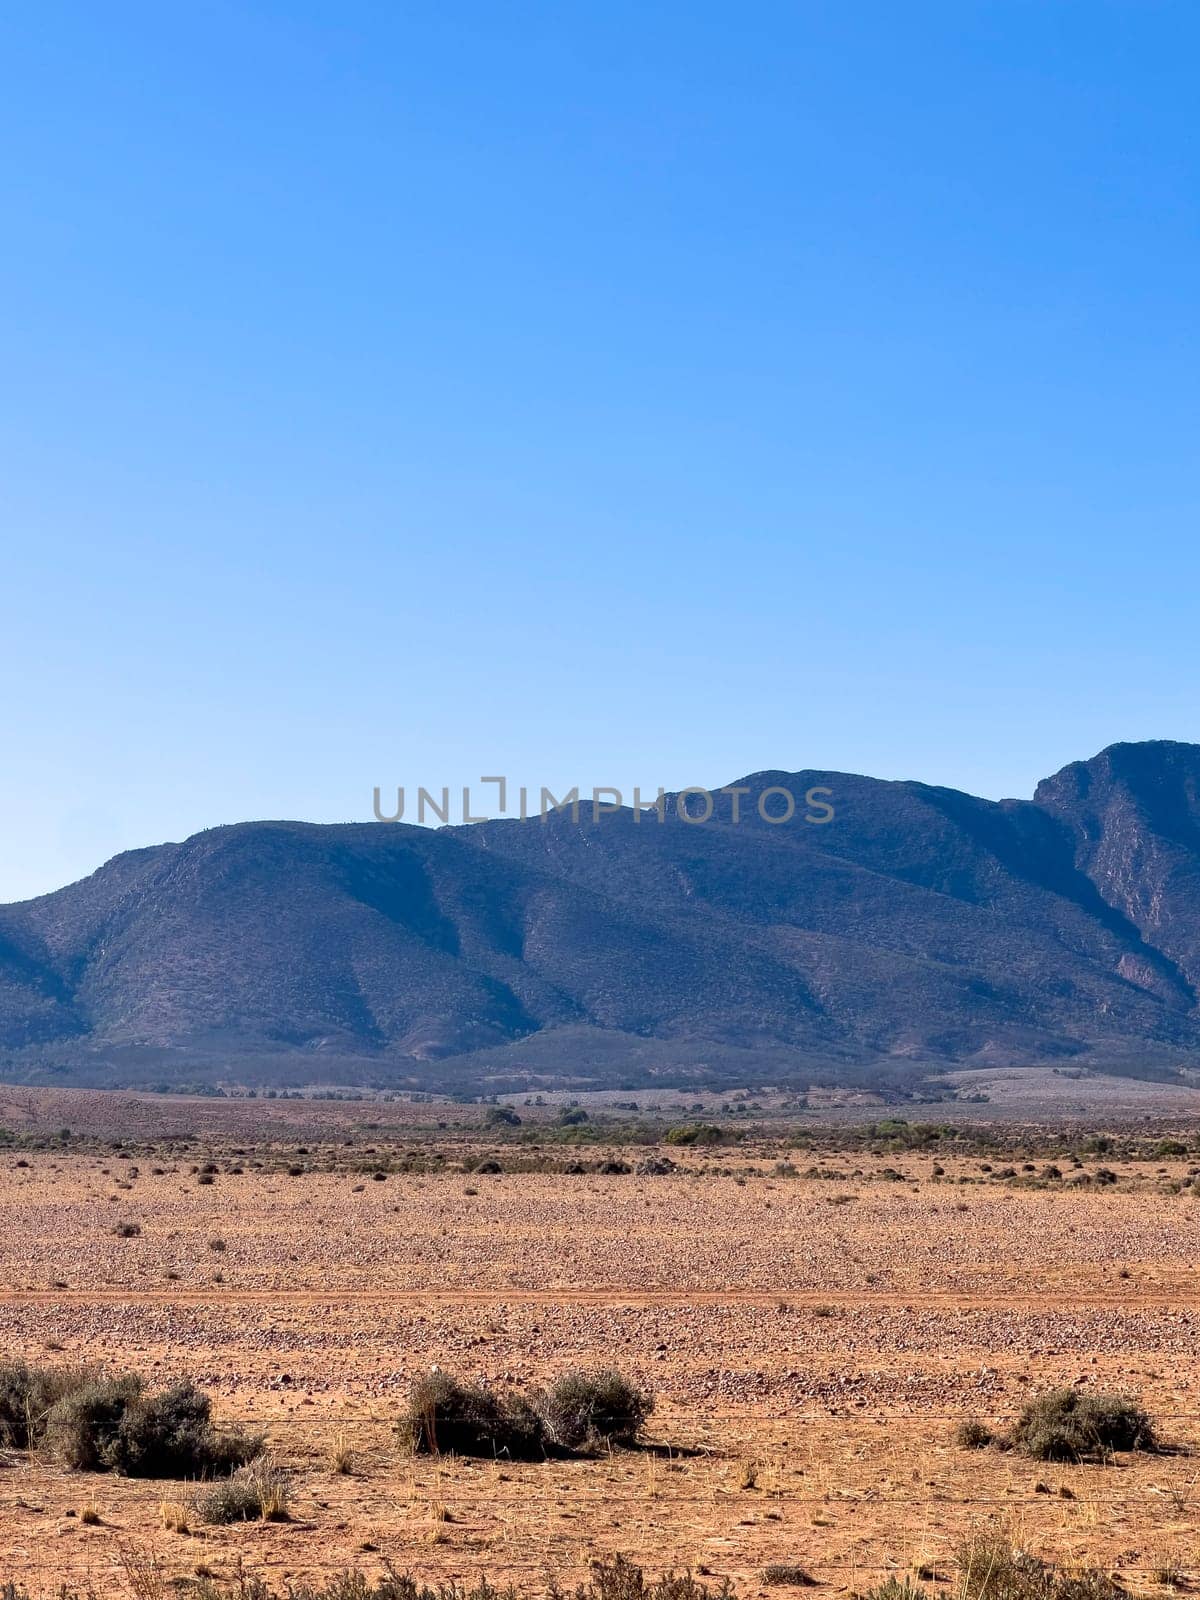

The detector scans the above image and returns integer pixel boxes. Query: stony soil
[0,1117,1197,1596]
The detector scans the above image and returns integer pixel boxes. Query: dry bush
[539,1369,654,1451]
[45,1373,262,1477]
[761,1567,815,1586]
[398,1371,546,1460]
[159,1497,190,1532]
[955,1419,995,1450]
[954,1529,1126,1600]
[182,1556,733,1600]
[1010,1389,1157,1462]
[956,1529,1055,1600]
[857,1582,929,1600]
[196,1458,290,1524]
[0,1360,95,1450]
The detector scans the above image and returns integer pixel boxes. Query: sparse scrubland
[0,1092,1197,1597]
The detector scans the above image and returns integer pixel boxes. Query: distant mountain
[2,741,1200,1091]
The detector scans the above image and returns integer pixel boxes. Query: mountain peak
[2,743,1200,1090]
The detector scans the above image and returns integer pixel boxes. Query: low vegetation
[398,1371,548,1460]
[856,1532,1127,1600]
[954,1419,994,1450]
[195,1457,290,1524]
[954,1390,1158,1463]
[1010,1389,1157,1462]
[0,1361,95,1450]
[398,1367,654,1459]
[0,1362,261,1477]
[538,1369,654,1450]
[0,1558,735,1600]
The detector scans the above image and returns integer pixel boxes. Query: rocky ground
[0,1107,1197,1596]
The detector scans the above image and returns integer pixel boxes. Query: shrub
[761,1567,815,1587]
[45,1374,143,1470]
[178,1558,734,1600]
[663,1124,723,1146]
[0,1362,94,1451]
[398,1368,653,1461]
[954,1530,1125,1600]
[197,1457,290,1523]
[956,1530,1053,1600]
[539,1369,654,1450]
[1054,1576,1126,1600]
[1010,1389,1157,1462]
[858,1582,929,1600]
[44,1373,261,1476]
[955,1419,994,1449]
[111,1380,260,1477]
[398,1371,546,1460]
[573,1556,733,1600]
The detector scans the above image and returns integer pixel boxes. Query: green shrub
[110,1379,261,1477]
[486,1107,521,1127]
[761,1567,815,1587]
[399,1368,654,1460]
[1010,1389,1157,1462]
[539,1369,654,1450]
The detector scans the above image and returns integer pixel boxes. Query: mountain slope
[2,742,1200,1088]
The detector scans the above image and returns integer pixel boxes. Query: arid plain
[0,1089,1198,1597]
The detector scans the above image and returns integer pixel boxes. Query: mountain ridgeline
[3,741,1200,1090]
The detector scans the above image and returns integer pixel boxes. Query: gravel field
[0,1104,1197,1596]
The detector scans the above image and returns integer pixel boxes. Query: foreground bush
[44,1372,261,1477]
[1010,1389,1157,1462]
[955,1530,1126,1600]
[540,1370,654,1451]
[181,1556,735,1600]
[399,1368,653,1459]
[856,1533,1125,1600]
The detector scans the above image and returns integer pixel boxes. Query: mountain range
[3,740,1200,1092]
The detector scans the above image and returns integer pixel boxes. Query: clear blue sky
[2,2,1197,902]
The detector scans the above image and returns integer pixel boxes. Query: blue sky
[2,1,1197,901]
